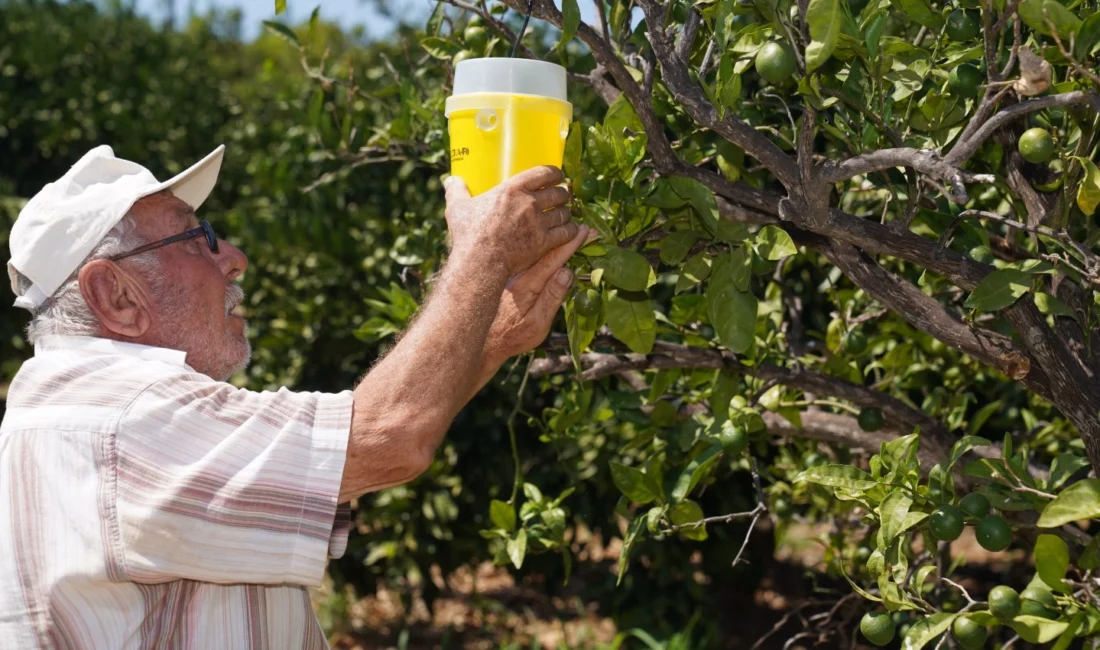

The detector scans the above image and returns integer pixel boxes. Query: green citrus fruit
[959,492,991,519]
[858,407,884,432]
[968,246,994,264]
[975,515,1012,552]
[1020,587,1059,620]
[844,329,868,355]
[856,545,873,562]
[988,585,1020,621]
[773,497,792,517]
[452,50,476,66]
[949,63,984,99]
[755,42,797,85]
[574,288,602,317]
[1019,128,1054,163]
[467,14,483,27]
[946,10,981,41]
[720,425,748,455]
[860,611,896,647]
[929,505,965,542]
[464,25,488,51]
[575,174,599,201]
[952,616,988,650]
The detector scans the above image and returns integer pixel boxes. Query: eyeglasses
[109,220,219,262]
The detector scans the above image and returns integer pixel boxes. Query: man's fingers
[533,185,571,212]
[513,226,590,290]
[545,222,583,251]
[512,165,565,191]
[539,205,572,229]
[443,176,471,206]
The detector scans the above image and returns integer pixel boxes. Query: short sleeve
[113,372,353,587]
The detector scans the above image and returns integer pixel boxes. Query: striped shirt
[0,336,353,649]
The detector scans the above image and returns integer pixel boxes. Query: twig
[593,0,610,45]
[732,511,763,568]
[1048,21,1100,88]
[663,503,765,532]
[941,577,978,605]
[820,148,995,204]
[991,0,1024,34]
[506,354,535,505]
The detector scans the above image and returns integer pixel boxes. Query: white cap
[452,58,567,101]
[7,144,226,310]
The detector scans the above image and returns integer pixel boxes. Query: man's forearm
[342,249,508,499]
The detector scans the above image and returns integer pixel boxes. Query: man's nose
[215,239,249,281]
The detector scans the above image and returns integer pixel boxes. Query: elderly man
[0,144,587,649]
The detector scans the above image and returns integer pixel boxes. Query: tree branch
[820,148,996,204]
[945,91,1100,166]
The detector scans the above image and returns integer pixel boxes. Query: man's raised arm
[339,167,577,501]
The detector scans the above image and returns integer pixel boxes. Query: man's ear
[78,260,153,339]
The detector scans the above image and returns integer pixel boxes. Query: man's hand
[482,226,594,367]
[444,166,580,278]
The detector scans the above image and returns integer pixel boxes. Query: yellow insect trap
[445,58,573,197]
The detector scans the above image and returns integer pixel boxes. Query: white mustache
[225,284,245,315]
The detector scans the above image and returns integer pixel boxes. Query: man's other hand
[444,167,580,278]
[484,226,594,364]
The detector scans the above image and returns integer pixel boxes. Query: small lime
[856,545,873,562]
[858,407,884,432]
[946,10,981,41]
[575,174,600,201]
[1020,586,1059,620]
[844,329,868,355]
[463,24,488,51]
[755,42,797,85]
[958,492,991,519]
[1019,128,1054,164]
[952,616,988,650]
[975,515,1012,552]
[860,611,896,647]
[929,505,965,542]
[773,498,792,517]
[720,425,748,455]
[949,63,984,99]
[988,585,1020,621]
[574,288,602,317]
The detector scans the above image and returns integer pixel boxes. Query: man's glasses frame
[109,220,219,262]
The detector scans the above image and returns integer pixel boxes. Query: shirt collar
[34,335,192,368]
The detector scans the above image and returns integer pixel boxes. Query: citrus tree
[292,0,1100,644]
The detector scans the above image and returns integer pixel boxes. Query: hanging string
[509,0,535,57]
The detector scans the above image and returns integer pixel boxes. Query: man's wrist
[449,240,510,283]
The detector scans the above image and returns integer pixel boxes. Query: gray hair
[14,215,159,344]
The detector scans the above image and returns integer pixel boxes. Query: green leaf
[755,225,798,261]
[964,269,1033,311]
[560,0,581,48]
[275,0,287,14]
[1076,13,1100,60]
[660,231,699,266]
[670,499,708,541]
[676,253,712,293]
[616,517,645,585]
[491,499,517,533]
[1079,535,1100,570]
[604,94,644,136]
[1038,478,1100,527]
[425,1,444,35]
[891,0,943,28]
[507,529,528,569]
[902,613,958,650]
[610,461,658,504]
[1073,157,1100,216]
[263,20,300,46]
[928,463,954,504]
[1018,0,1081,40]
[805,0,843,72]
[566,300,600,371]
[710,370,739,423]
[716,54,742,114]
[1051,611,1087,650]
[606,290,656,354]
[1047,453,1090,491]
[707,276,757,354]
[864,11,888,59]
[1035,534,1070,592]
[598,247,652,291]
[1034,292,1076,319]
[879,490,914,542]
[669,178,719,235]
[563,123,583,180]
[948,436,992,469]
[1010,615,1069,644]
[795,464,880,490]
[420,36,461,60]
[672,446,723,502]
